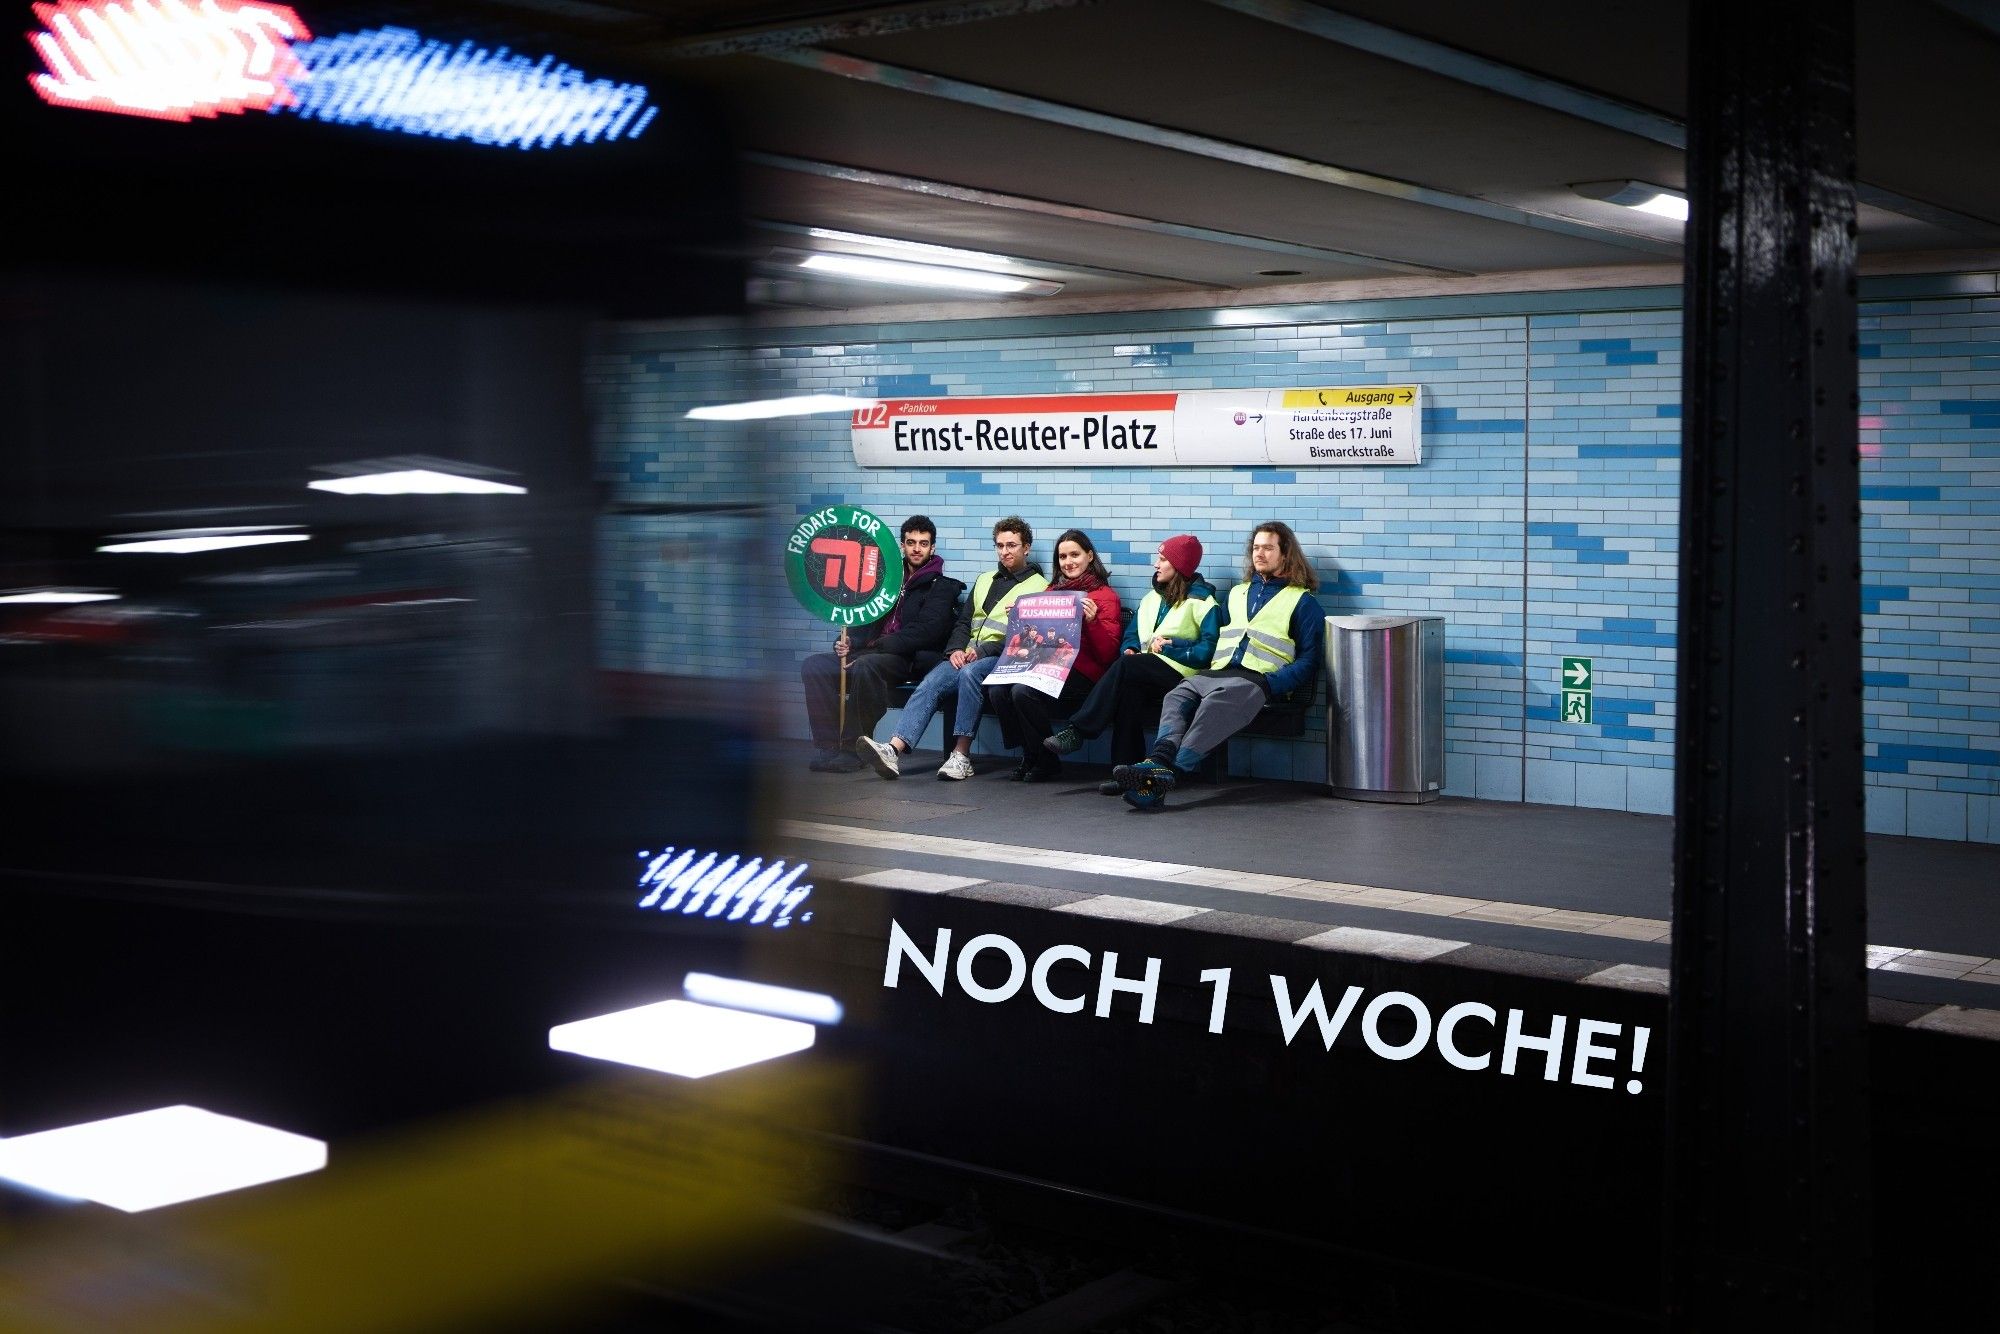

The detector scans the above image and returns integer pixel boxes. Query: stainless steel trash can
[1325,614,1445,803]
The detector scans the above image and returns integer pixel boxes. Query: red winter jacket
[1068,582,1123,685]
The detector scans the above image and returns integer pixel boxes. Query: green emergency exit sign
[1561,656,1593,724]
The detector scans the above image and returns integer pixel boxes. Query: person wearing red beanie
[1044,533,1223,790]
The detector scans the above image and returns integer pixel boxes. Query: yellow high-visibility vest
[1210,583,1304,674]
[1136,588,1217,679]
[968,569,1049,644]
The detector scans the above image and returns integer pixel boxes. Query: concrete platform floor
[777,742,2000,1016]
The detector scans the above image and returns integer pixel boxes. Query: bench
[879,611,1321,783]
[1202,668,1318,782]
[882,603,1134,715]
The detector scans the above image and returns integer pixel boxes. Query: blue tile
[1526,759,1576,805]
[1475,754,1524,801]
[1626,768,1673,815]
[1574,763,1629,811]
[1865,786,1907,835]
[1906,790,1969,841]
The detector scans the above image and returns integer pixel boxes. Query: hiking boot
[1114,759,1176,811]
[1044,726,1082,756]
[937,751,975,781]
[857,736,901,779]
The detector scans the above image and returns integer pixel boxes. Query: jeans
[893,653,1001,749]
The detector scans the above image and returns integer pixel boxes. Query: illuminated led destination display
[636,848,814,928]
[286,27,658,148]
[26,0,658,148]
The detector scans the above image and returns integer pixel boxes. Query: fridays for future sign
[850,386,1423,469]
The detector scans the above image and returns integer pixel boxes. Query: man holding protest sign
[800,514,962,771]
[859,516,1045,781]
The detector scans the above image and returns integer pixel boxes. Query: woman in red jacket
[986,528,1123,782]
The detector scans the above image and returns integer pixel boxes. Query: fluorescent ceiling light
[1627,191,1689,221]
[0,589,120,604]
[548,999,815,1078]
[805,227,1016,271]
[0,1106,326,1212]
[308,469,527,496]
[798,253,1037,294]
[1571,179,1689,222]
[100,534,311,555]
[683,972,843,1025]
[687,394,873,421]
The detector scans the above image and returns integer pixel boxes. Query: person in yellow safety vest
[859,516,1047,781]
[1040,534,1224,792]
[1112,521,1326,811]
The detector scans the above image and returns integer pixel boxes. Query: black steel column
[1670,0,1871,1327]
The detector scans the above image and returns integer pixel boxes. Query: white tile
[1902,950,1991,968]
[1582,964,1671,994]
[1877,959,1976,980]
[1053,896,1210,924]
[1297,926,1468,962]
[1908,1006,2000,1042]
[846,869,987,894]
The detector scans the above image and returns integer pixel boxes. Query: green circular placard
[784,503,904,627]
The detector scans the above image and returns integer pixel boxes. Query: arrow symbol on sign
[1564,661,1591,687]
[1398,390,1413,403]
[1248,413,1263,422]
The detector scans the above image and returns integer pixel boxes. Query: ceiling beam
[763,48,1684,256]
[1204,0,1997,237]
[648,0,1095,59]
[743,151,1468,276]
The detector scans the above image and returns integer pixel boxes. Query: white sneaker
[936,751,975,781]
[857,735,901,779]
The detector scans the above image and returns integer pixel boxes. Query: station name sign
[850,386,1423,469]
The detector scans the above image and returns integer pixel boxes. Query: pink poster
[986,592,1085,699]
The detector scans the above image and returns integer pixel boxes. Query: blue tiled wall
[592,291,2000,842]
[1857,300,2000,841]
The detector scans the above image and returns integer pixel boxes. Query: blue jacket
[1119,575,1223,671]
[1219,573,1325,700]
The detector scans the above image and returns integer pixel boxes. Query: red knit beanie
[1159,534,1202,579]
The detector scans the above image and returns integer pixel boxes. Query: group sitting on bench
[800,514,1325,810]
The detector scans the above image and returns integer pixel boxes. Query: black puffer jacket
[854,557,965,661]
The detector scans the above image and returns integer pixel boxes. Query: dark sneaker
[808,748,842,771]
[1044,727,1082,756]
[823,750,863,773]
[1097,779,1123,796]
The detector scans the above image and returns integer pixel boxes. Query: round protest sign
[784,503,904,627]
